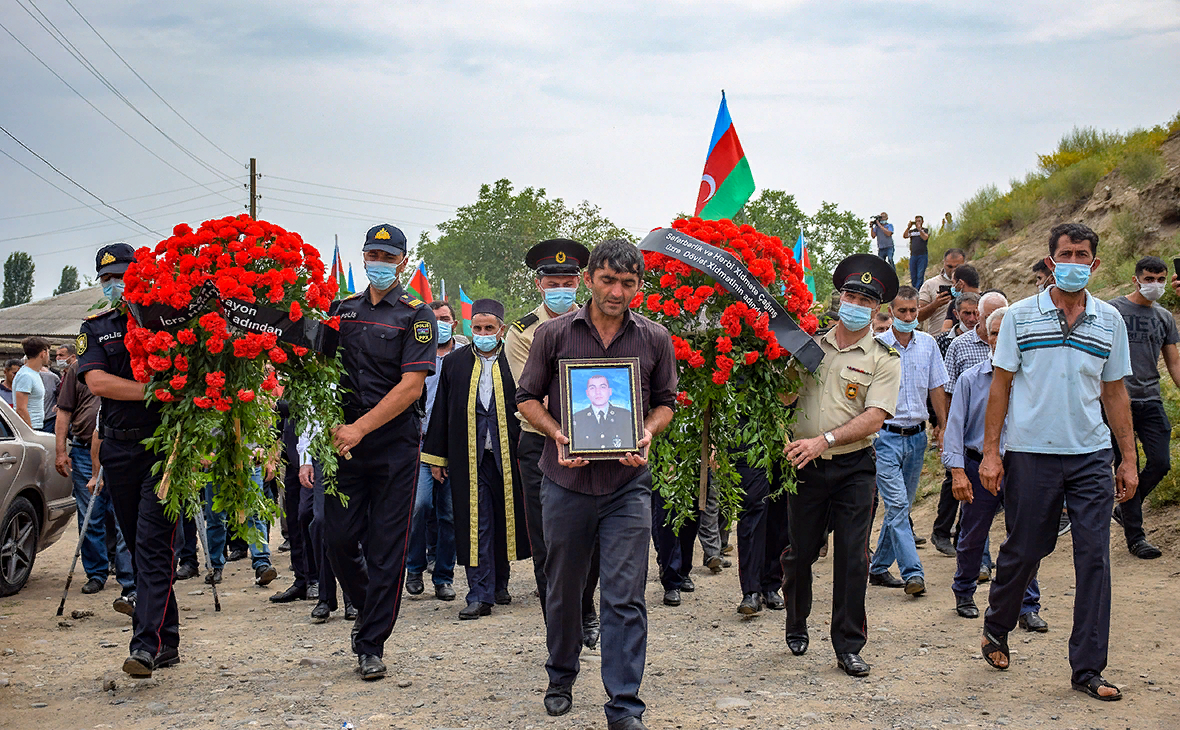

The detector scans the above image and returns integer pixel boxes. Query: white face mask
[1138,279,1166,301]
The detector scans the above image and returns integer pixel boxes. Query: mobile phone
[1173,257,1180,277]
[939,285,952,295]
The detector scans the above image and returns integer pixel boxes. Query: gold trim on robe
[467,355,480,567]
[491,359,517,561]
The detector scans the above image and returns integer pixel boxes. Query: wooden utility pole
[249,157,258,219]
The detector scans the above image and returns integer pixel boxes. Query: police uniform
[324,224,436,669]
[76,243,179,676]
[504,239,600,643]
[783,254,901,672]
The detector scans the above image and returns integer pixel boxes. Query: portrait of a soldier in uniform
[560,359,641,459]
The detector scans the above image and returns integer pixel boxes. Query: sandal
[981,628,1009,670]
[1072,675,1122,701]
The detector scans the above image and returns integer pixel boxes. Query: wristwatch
[823,431,836,448]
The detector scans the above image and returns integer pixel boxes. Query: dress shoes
[978,565,992,583]
[154,645,180,669]
[306,581,319,601]
[544,681,573,716]
[786,634,809,656]
[357,654,386,681]
[836,652,871,677]
[278,539,291,552]
[81,577,105,594]
[459,601,492,620]
[494,588,512,605]
[255,564,278,587]
[344,602,358,621]
[608,717,648,730]
[763,589,785,610]
[205,567,222,585]
[122,649,154,678]
[310,601,332,623]
[582,613,600,649]
[112,592,136,616]
[405,572,425,595]
[680,576,695,592]
[435,583,456,601]
[913,534,927,546]
[227,547,248,562]
[931,534,955,556]
[663,588,681,606]
[1129,539,1162,559]
[737,593,763,615]
[174,563,199,581]
[1019,611,1049,633]
[269,583,307,603]
[705,555,723,573]
[904,577,927,596]
[955,596,979,619]
[869,571,904,588]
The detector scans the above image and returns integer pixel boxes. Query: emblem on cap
[861,272,872,284]
[375,228,391,240]
[555,251,566,264]
[101,253,116,265]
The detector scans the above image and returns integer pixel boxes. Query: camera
[869,215,880,225]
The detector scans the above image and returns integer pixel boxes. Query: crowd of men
[34,218,1178,729]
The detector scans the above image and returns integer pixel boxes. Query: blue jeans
[878,246,894,266]
[71,444,135,591]
[204,468,271,570]
[870,429,926,580]
[406,462,455,584]
[909,253,928,288]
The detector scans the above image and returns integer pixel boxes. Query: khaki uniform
[917,272,954,333]
[504,303,554,435]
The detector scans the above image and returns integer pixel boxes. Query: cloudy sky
[2,0,1178,299]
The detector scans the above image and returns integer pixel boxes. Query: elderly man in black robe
[422,298,531,619]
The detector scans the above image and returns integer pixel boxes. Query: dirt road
[0,501,1176,730]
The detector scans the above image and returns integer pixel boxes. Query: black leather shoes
[1129,539,1162,559]
[255,564,278,586]
[155,645,179,668]
[904,577,927,596]
[344,602,358,621]
[227,547,248,562]
[81,577,105,594]
[956,596,979,618]
[786,629,809,656]
[663,588,681,606]
[122,649,154,677]
[582,613,600,649]
[405,572,425,595]
[494,588,512,605]
[1019,611,1049,633]
[306,581,319,600]
[836,652,870,677]
[737,593,763,615]
[205,568,222,585]
[174,563,199,581]
[310,601,331,623]
[435,583,456,601]
[869,571,904,588]
[459,601,492,619]
[544,682,573,716]
[357,654,386,681]
[608,715,648,730]
[112,592,135,616]
[763,589,785,610]
[270,583,307,603]
[680,576,695,592]
[931,534,955,556]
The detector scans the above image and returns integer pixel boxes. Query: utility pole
[249,157,258,219]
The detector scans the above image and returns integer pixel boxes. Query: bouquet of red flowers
[635,217,817,525]
[121,215,345,536]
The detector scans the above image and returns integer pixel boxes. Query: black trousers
[325,420,416,657]
[283,468,315,587]
[310,462,348,609]
[651,489,698,591]
[932,468,958,540]
[102,437,181,657]
[784,448,875,655]
[736,463,790,596]
[178,517,198,569]
[465,452,511,604]
[1112,399,1171,546]
[518,431,598,621]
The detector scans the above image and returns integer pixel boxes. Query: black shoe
[435,583,456,601]
[978,564,992,583]
[459,601,492,620]
[705,555,723,573]
[663,588,681,607]
[269,583,307,603]
[310,601,331,623]
[255,564,278,586]
[786,629,809,656]
[227,547,248,562]
[763,589,785,610]
[1129,539,1162,559]
[680,576,695,593]
[737,593,763,615]
[278,539,291,552]
[357,654,386,681]
[205,567,223,585]
[122,650,153,678]
[174,563,199,581]
[112,592,136,616]
[836,652,870,677]
[1057,513,1071,537]
[931,535,955,556]
[306,582,319,601]
[344,602,358,621]
[955,596,979,619]
[904,577,927,596]
[494,588,512,605]
[405,572,425,595]
[582,613,600,649]
[81,577,105,594]
[913,535,927,546]
[1112,505,1124,527]
[544,682,573,716]
[1019,611,1049,633]
[154,645,179,669]
[608,717,648,730]
[720,557,732,568]
[869,571,904,588]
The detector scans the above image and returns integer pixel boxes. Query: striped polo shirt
[992,288,1131,454]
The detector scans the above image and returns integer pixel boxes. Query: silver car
[0,400,76,595]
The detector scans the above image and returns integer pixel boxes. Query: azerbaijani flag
[346,264,356,295]
[694,91,755,220]
[793,231,816,299]
[329,240,349,298]
[407,262,433,303]
[459,286,473,337]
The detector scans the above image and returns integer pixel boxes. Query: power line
[0,178,244,222]
[264,186,457,214]
[265,175,463,209]
[0,199,239,247]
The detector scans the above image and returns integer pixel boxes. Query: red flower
[629,293,643,309]
[205,371,227,389]
[662,300,681,317]
[206,337,225,354]
[687,352,705,369]
[147,354,171,372]
[694,285,715,298]
[169,375,187,390]
[683,296,703,314]
[645,294,662,312]
[268,348,288,364]
[715,336,733,353]
[193,396,213,409]
[325,316,341,331]
[237,389,256,403]
[674,285,693,300]
[214,398,232,412]
[676,391,693,406]
[177,329,197,345]
[711,369,731,385]
[154,389,174,402]
[174,355,188,372]
[659,273,677,288]
[715,355,734,372]
[289,301,302,321]
[744,351,759,365]
[292,345,309,357]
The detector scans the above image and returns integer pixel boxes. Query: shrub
[1043,157,1105,204]
[1151,377,1180,507]
[1121,146,1166,187]
[1038,127,1124,173]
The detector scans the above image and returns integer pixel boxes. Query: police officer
[326,224,436,681]
[505,238,600,648]
[782,253,901,678]
[77,243,178,679]
[571,374,635,450]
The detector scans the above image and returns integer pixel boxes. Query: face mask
[436,320,453,344]
[1050,259,1092,293]
[543,287,577,313]
[472,334,500,353]
[55,359,68,368]
[893,317,919,333]
[365,261,399,291]
[838,301,873,331]
[1138,280,1166,301]
[102,280,124,302]
[951,288,963,299]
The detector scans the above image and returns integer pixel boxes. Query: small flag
[459,286,473,337]
[330,238,348,299]
[407,262,433,303]
[440,278,447,302]
[694,91,755,220]
[793,232,816,299]
[347,263,356,295]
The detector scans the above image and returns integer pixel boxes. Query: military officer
[571,375,635,450]
[77,243,179,679]
[326,224,437,681]
[782,253,901,678]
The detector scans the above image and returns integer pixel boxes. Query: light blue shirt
[12,365,45,429]
[876,329,948,427]
[941,358,1006,470]
[420,351,448,437]
[993,288,1131,454]
[872,221,895,249]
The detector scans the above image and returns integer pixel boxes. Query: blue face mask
[472,334,500,353]
[838,301,873,331]
[893,317,919,333]
[543,287,577,313]
[365,261,399,291]
[102,280,124,302]
[1050,259,1092,293]
[951,288,962,299]
[436,320,453,344]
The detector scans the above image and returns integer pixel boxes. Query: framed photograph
[559,357,642,461]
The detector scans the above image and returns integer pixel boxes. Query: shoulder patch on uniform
[76,333,87,355]
[398,294,426,309]
[512,312,540,332]
[344,292,363,300]
[878,339,900,357]
[84,308,114,320]
[413,320,432,343]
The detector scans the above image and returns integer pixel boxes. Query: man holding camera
[917,248,967,332]
[869,212,895,265]
[903,216,931,288]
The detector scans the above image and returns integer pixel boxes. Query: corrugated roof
[0,286,106,339]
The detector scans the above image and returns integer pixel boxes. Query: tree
[415,179,634,321]
[742,189,808,244]
[53,265,80,296]
[2,252,34,308]
[805,201,868,303]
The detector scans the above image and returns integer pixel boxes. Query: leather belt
[101,426,154,441]
[882,422,925,436]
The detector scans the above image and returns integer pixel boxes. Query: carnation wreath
[635,217,817,526]
[120,215,345,538]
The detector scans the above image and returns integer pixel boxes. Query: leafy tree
[2,252,34,308]
[742,190,807,244]
[805,201,868,303]
[53,265,80,296]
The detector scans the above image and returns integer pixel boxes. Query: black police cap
[363,224,408,255]
[832,253,899,303]
[95,242,136,277]
[525,239,589,277]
